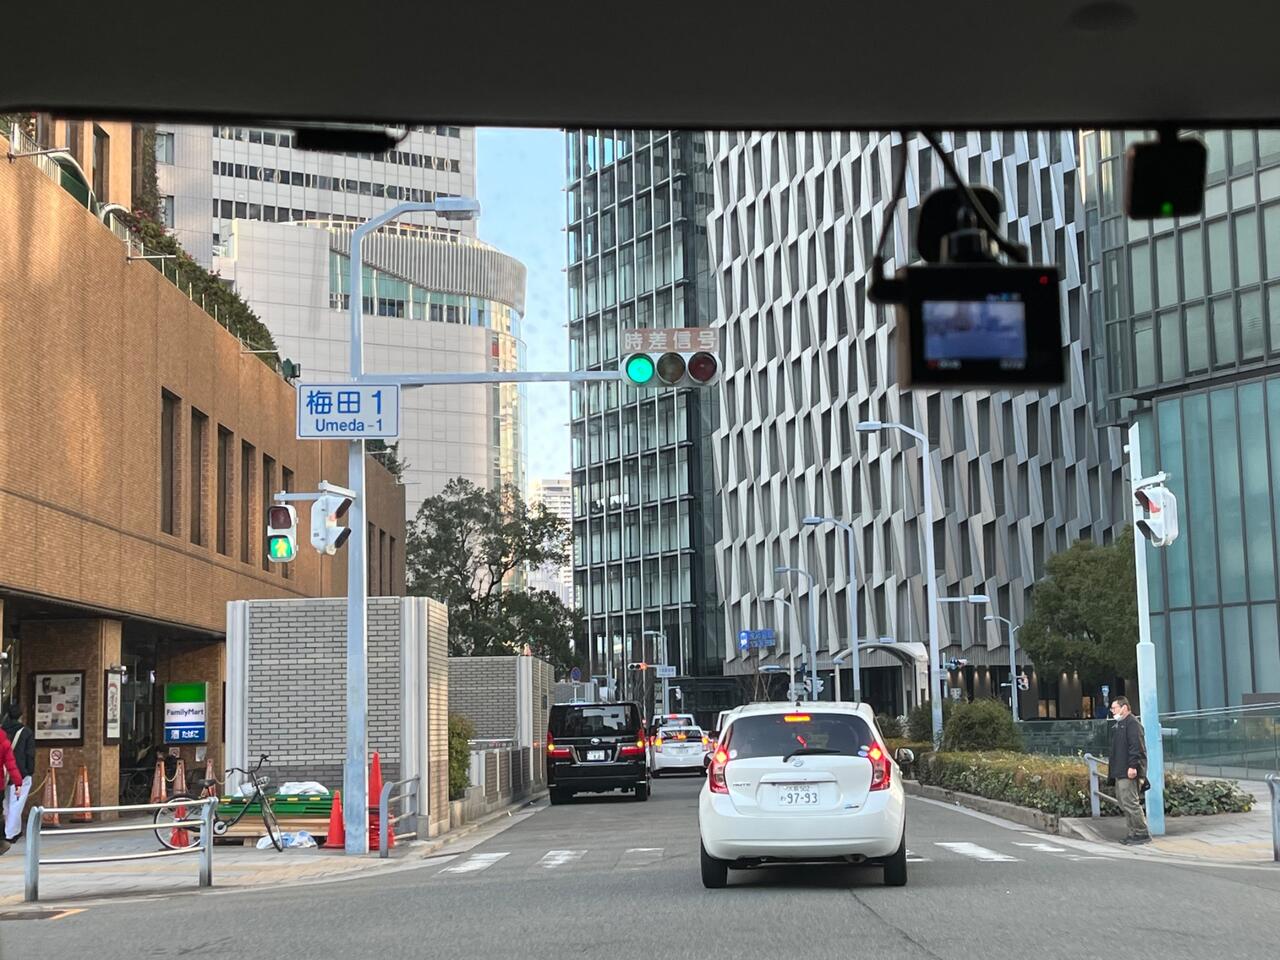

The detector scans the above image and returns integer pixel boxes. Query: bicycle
[153,754,284,852]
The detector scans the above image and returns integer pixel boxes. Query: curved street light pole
[775,566,819,697]
[803,516,859,702]
[985,613,1022,721]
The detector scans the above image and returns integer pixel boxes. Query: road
[6,776,1279,960]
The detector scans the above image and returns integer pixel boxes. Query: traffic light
[266,504,298,563]
[1135,485,1179,547]
[280,358,303,382]
[310,493,353,555]
[621,351,720,388]
[627,662,649,672]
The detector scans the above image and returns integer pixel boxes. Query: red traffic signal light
[268,505,293,528]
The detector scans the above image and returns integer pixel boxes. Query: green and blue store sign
[164,682,208,744]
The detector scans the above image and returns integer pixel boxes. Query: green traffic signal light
[268,535,295,561]
[624,353,656,385]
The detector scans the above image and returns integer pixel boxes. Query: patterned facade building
[708,130,1127,718]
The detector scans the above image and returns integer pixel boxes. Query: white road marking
[935,842,1021,862]
[905,849,930,862]
[538,849,586,869]
[440,852,509,874]
[1013,841,1068,853]
[620,847,665,867]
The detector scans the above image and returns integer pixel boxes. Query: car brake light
[547,732,571,760]
[654,736,664,751]
[708,749,729,794]
[702,736,709,747]
[868,744,891,791]
[619,736,646,759]
[784,714,811,723]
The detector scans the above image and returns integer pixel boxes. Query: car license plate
[587,750,607,761]
[777,785,821,806]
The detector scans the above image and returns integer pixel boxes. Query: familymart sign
[164,682,208,744]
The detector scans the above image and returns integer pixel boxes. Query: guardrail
[378,777,420,859]
[1082,753,1123,819]
[24,798,215,902]
[1267,774,1279,863]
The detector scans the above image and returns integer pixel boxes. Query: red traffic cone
[149,759,167,804]
[325,790,345,848]
[71,766,93,822]
[41,767,60,827]
[368,752,389,846]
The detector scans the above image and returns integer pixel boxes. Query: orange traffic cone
[70,766,93,822]
[203,758,216,796]
[324,790,345,848]
[169,799,192,848]
[368,752,392,848]
[41,767,60,827]
[149,759,167,805]
[172,759,188,797]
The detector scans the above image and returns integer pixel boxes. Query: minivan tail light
[868,744,891,791]
[708,749,729,794]
[547,732,571,760]
[619,736,646,759]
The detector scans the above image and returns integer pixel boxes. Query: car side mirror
[895,748,915,765]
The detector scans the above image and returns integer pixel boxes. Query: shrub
[876,713,904,739]
[906,699,954,742]
[914,751,1254,818]
[448,714,475,801]
[941,698,1023,752]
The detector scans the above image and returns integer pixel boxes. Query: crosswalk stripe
[935,842,1021,862]
[1012,841,1068,853]
[441,852,509,875]
[620,847,665,867]
[905,849,929,862]
[538,849,586,869]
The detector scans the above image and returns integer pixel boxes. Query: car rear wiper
[781,747,842,763]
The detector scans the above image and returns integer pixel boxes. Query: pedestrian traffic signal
[1016,673,1031,691]
[620,351,720,388]
[311,493,353,555]
[266,505,298,563]
[1135,485,1179,547]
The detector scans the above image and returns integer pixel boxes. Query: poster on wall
[164,682,208,744]
[33,671,85,744]
[103,670,122,744]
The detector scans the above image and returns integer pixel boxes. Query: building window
[261,455,276,573]
[217,427,232,556]
[65,121,84,159]
[155,131,175,164]
[240,441,255,564]
[190,408,207,546]
[281,467,294,580]
[163,196,175,228]
[160,390,179,535]
[92,124,109,203]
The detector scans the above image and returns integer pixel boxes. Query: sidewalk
[0,797,542,909]
[1059,777,1277,864]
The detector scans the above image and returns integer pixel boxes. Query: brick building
[0,121,405,808]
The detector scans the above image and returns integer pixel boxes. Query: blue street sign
[737,628,777,650]
[570,667,582,682]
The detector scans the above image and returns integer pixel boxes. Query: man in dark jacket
[2,702,35,844]
[1108,696,1150,845]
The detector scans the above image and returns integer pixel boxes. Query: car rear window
[723,713,874,760]
[659,727,702,739]
[549,704,641,738]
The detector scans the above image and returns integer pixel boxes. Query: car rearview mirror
[895,748,915,765]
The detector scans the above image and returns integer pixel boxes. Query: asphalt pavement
[5,774,1279,960]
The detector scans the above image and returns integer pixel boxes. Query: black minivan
[546,701,650,804]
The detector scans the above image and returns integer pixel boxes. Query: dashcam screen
[922,297,1028,368]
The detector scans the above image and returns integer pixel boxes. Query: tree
[367,440,408,482]
[1019,527,1138,692]
[405,478,579,673]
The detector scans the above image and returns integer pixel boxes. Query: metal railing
[1267,774,1279,863]
[1082,753,1123,819]
[377,776,420,859]
[24,798,216,902]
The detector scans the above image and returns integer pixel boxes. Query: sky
[475,128,571,484]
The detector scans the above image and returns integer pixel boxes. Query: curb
[400,790,546,860]
[1056,817,1108,843]
[904,780,1059,834]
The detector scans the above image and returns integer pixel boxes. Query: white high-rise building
[529,476,575,606]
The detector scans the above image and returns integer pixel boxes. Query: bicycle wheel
[259,795,285,851]
[154,795,203,850]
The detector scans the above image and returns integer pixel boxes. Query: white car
[650,725,709,776]
[698,701,911,889]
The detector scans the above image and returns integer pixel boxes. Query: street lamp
[831,649,851,702]
[857,419,946,745]
[775,566,819,697]
[984,613,1023,721]
[644,629,668,714]
[344,198,479,854]
[803,515,860,702]
[771,593,800,697]
[939,594,988,704]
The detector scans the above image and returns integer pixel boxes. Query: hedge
[448,714,475,801]
[912,750,1254,819]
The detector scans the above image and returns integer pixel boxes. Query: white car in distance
[650,725,709,777]
[698,702,911,889]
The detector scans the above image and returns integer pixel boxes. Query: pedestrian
[3,701,35,846]
[0,706,24,857]
[1108,696,1150,845]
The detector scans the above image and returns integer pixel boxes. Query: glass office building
[1084,129,1280,710]
[565,130,723,693]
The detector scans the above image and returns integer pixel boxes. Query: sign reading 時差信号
[621,328,719,354]
[296,383,400,440]
[164,682,208,744]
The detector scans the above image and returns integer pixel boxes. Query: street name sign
[297,383,401,440]
[654,665,677,679]
[737,628,777,651]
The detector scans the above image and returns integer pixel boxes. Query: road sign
[655,665,676,679]
[297,383,401,439]
[737,628,776,651]
[620,328,722,388]
[570,667,582,682]
[622,328,719,354]
[49,749,63,768]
